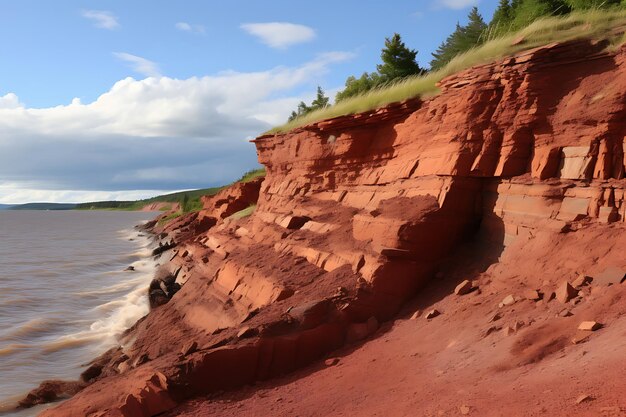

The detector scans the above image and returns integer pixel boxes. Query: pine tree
[490,0,513,36]
[287,86,330,122]
[461,7,488,47]
[376,33,424,83]
[310,86,330,110]
[430,8,487,71]
[335,34,422,102]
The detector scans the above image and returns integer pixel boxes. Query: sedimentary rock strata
[38,38,626,417]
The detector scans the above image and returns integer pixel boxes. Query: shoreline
[1,214,161,415]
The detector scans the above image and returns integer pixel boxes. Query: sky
[0,0,499,204]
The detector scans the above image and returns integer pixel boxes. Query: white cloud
[0,52,353,204]
[81,10,120,30]
[0,184,165,205]
[0,93,23,109]
[114,52,162,77]
[241,22,316,49]
[175,22,206,35]
[437,0,479,9]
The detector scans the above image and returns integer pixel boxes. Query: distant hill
[5,168,265,212]
[76,168,265,211]
[9,203,77,210]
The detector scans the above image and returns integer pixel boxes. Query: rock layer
[40,39,626,417]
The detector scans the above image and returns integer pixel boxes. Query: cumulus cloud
[175,22,206,35]
[114,52,162,77]
[82,10,120,30]
[241,22,316,49]
[436,0,479,9]
[0,93,22,109]
[0,52,353,203]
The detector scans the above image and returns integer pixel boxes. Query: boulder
[500,295,516,307]
[556,282,578,303]
[454,280,473,296]
[572,274,593,288]
[425,309,440,319]
[324,358,340,367]
[18,380,84,408]
[523,289,541,301]
[578,321,602,331]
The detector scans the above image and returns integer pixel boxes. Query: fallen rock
[425,309,440,319]
[572,274,593,288]
[324,358,340,367]
[559,309,573,317]
[151,240,177,256]
[410,310,421,320]
[459,405,471,415]
[556,282,578,303]
[454,280,473,296]
[578,321,602,331]
[500,295,516,307]
[523,289,541,301]
[543,289,556,302]
[18,380,84,408]
[124,265,135,272]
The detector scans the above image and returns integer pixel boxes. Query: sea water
[0,211,158,416]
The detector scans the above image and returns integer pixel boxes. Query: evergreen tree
[430,7,487,71]
[181,194,191,213]
[490,0,513,36]
[310,86,330,110]
[287,86,330,122]
[376,33,425,83]
[335,33,422,102]
[462,7,489,47]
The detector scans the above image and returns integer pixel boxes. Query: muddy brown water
[0,211,158,416]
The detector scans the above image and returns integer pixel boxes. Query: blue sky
[0,0,498,204]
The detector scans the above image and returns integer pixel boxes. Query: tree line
[288,0,624,122]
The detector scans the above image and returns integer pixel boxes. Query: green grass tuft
[229,204,256,220]
[158,210,183,226]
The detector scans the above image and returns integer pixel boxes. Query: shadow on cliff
[164,184,508,412]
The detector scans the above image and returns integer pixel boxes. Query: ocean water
[0,211,158,416]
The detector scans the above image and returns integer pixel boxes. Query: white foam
[47,232,157,353]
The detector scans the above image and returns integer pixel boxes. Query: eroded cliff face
[40,39,626,417]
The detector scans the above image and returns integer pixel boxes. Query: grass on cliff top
[268,8,626,134]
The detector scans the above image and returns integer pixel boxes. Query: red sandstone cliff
[38,38,626,417]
